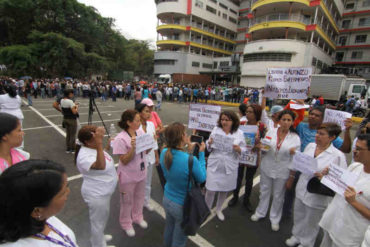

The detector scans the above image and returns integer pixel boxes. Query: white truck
[157,74,172,84]
[310,74,367,103]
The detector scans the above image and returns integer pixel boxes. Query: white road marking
[22,119,121,131]
[24,105,115,111]
[44,110,123,117]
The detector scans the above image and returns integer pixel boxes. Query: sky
[77,0,157,46]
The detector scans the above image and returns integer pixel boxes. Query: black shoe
[243,200,253,212]
[228,196,238,207]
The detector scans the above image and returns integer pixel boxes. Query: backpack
[181,155,210,236]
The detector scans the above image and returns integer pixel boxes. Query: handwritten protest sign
[239,125,258,149]
[188,104,222,132]
[136,133,155,154]
[212,133,234,152]
[321,164,359,196]
[264,67,311,99]
[240,149,258,166]
[323,109,352,131]
[292,152,318,176]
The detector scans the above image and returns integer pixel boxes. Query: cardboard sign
[323,109,352,131]
[321,164,359,196]
[264,67,311,99]
[188,104,222,132]
[292,152,318,176]
[136,133,155,154]
[240,149,258,166]
[239,125,258,149]
[212,133,234,152]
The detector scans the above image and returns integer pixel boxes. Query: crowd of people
[0,77,369,247]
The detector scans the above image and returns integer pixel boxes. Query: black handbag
[181,155,210,236]
[307,177,335,197]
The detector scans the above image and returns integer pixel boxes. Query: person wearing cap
[261,96,283,131]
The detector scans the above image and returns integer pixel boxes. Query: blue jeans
[163,196,187,247]
[27,93,32,106]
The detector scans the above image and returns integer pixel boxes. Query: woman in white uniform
[76,126,118,247]
[251,110,301,231]
[0,85,24,148]
[319,134,370,247]
[0,159,77,247]
[285,123,347,247]
[260,96,283,132]
[135,103,159,211]
[205,110,245,221]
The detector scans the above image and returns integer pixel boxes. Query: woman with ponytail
[75,125,117,247]
[160,122,206,247]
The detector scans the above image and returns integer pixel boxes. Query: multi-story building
[154,0,241,83]
[334,0,370,82]
[154,0,370,86]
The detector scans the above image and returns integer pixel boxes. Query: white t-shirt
[0,94,23,120]
[362,225,370,247]
[60,99,74,109]
[0,216,78,247]
[76,146,118,197]
[139,122,158,165]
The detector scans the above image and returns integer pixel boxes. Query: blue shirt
[142,89,149,99]
[160,148,206,205]
[296,122,343,151]
[193,89,198,96]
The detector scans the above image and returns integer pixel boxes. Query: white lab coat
[205,127,245,191]
[261,110,278,132]
[362,226,370,247]
[291,143,347,247]
[254,129,300,224]
[320,162,370,247]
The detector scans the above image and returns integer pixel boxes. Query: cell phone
[190,135,203,144]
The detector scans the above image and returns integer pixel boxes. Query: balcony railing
[250,13,311,26]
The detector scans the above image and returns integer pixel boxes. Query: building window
[219,2,228,9]
[195,0,203,8]
[213,61,218,69]
[229,17,237,24]
[351,51,363,59]
[345,2,355,9]
[222,13,227,19]
[338,36,347,46]
[220,61,229,66]
[230,8,237,15]
[154,60,175,65]
[206,5,217,14]
[317,60,323,69]
[342,20,351,29]
[363,0,370,7]
[359,17,370,27]
[192,61,200,67]
[312,57,317,66]
[202,63,213,69]
[243,53,292,62]
[335,52,344,62]
[355,35,367,43]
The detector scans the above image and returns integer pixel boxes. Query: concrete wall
[157,1,187,16]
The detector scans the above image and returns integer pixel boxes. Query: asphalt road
[20,97,358,247]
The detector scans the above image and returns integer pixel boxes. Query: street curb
[198,100,364,123]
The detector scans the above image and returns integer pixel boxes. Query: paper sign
[290,104,310,110]
[240,149,258,166]
[321,164,359,196]
[323,109,352,131]
[212,133,234,152]
[136,133,155,154]
[188,104,222,132]
[239,125,258,149]
[264,67,312,99]
[292,152,318,176]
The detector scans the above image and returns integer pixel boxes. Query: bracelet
[289,175,295,178]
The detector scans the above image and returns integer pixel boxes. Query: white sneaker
[250,214,261,222]
[285,236,300,246]
[104,234,113,242]
[271,223,279,231]
[145,204,154,211]
[137,220,148,229]
[125,228,135,237]
[216,211,225,221]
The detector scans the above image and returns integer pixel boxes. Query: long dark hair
[217,111,240,134]
[75,125,98,163]
[277,109,297,133]
[0,113,19,143]
[4,85,17,98]
[0,160,65,242]
[164,122,185,170]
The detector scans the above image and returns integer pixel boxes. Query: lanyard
[34,223,76,247]
[276,129,286,152]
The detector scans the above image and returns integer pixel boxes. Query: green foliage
[0,0,154,78]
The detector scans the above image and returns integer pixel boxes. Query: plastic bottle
[109,123,117,138]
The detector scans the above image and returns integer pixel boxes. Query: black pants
[156,149,166,190]
[233,165,257,201]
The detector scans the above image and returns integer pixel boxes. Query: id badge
[140,162,145,171]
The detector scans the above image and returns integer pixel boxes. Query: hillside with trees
[0,0,154,78]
